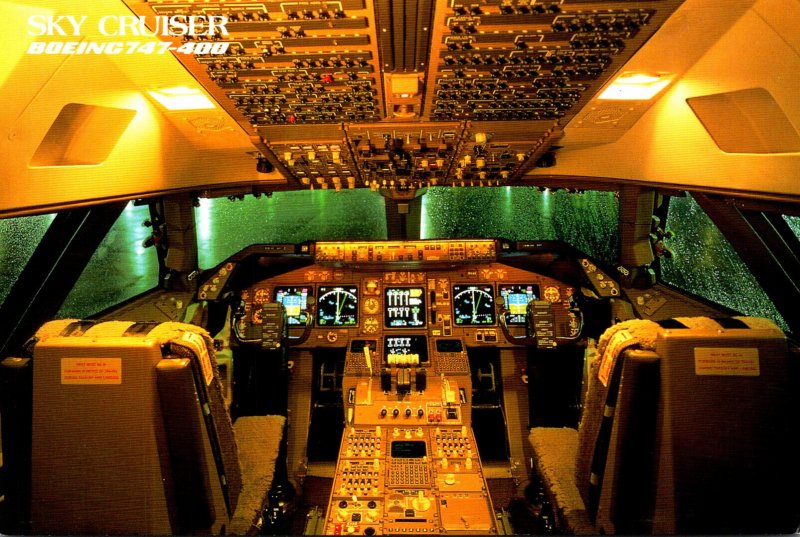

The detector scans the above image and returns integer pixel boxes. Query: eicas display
[384,287,426,328]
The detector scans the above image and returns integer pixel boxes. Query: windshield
[196,190,388,268]
[421,187,619,263]
[197,186,620,268]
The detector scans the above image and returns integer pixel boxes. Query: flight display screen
[316,286,358,326]
[452,284,495,325]
[436,339,463,353]
[391,440,427,458]
[274,286,312,325]
[384,335,428,363]
[384,287,426,328]
[498,284,540,325]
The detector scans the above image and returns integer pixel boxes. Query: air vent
[687,88,800,153]
[30,103,136,166]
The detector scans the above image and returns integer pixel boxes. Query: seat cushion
[529,428,595,535]
[230,415,287,535]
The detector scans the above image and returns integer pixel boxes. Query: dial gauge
[363,317,379,334]
[364,297,380,314]
[452,284,495,325]
[364,279,380,295]
[253,287,270,304]
[317,286,359,326]
[543,286,561,303]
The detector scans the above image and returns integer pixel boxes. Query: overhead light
[598,72,674,101]
[148,86,215,110]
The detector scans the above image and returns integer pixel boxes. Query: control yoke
[496,295,583,347]
[557,294,583,345]
[495,296,536,346]
[232,297,316,348]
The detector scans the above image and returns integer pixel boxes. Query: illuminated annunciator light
[598,72,674,101]
[147,86,216,110]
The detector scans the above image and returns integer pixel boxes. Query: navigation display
[384,335,428,364]
[498,284,540,325]
[384,287,426,328]
[452,284,495,325]
[316,286,358,326]
[274,286,312,325]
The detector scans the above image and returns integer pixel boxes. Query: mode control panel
[314,240,497,265]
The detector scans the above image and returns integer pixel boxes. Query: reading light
[598,72,674,100]
[148,86,216,110]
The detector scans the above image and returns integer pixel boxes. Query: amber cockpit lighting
[598,72,674,100]
[147,86,215,110]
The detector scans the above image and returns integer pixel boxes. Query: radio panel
[325,423,495,535]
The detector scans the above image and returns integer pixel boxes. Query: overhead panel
[126,0,683,192]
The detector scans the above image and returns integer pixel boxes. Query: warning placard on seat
[694,347,760,376]
[61,358,122,384]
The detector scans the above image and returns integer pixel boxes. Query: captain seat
[529,316,800,534]
[9,319,285,535]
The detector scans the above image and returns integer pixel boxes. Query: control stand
[323,338,497,535]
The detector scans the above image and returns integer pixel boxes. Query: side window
[659,194,788,330]
[57,203,158,319]
[0,213,56,304]
[784,215,800,238]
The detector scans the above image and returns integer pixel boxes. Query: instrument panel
[238,261,579,347]
[222,240,598,535]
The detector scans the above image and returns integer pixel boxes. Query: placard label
[694,347,759,376]
[61,358,122,384]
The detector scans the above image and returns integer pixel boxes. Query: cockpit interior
[1,0,800,535]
